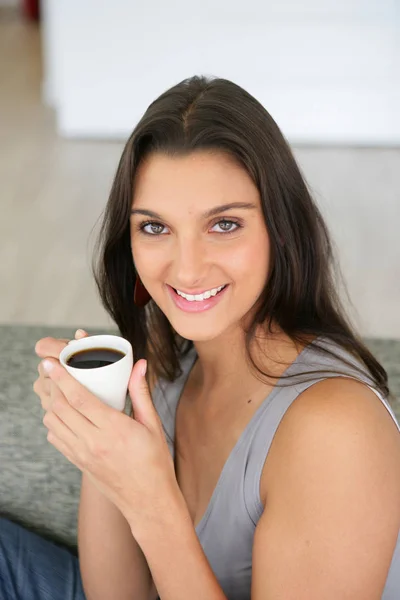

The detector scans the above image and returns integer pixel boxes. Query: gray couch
[1,324,399,556]
[0,325,118,555]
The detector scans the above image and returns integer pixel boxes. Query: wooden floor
[1,8,399,337]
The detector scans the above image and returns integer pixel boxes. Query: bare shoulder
[261,376,400,505]
[283,376,399,437]
[252,377,400,599]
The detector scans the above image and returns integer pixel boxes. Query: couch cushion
[0,325,117,552]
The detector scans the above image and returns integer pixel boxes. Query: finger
[74,329,88,339]
[41,379,51,408]
[36,331,89,378]
[46,429,81,469]
[44,394,79,442]
[33,375,51,409]
[41,359,114,429]
[128,360,161,432]
[42,379,51,409]
[35,330,88,359]
[35,337,69,359]
[38,361,55,379]
[48,378,96,441]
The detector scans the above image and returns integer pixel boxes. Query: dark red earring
[134,277,151,307]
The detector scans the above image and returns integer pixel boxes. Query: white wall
[41,0,400,144]
[41,0,61,108]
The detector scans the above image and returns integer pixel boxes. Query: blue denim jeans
[0,517,87,600]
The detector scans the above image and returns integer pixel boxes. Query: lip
[166,284,229,313]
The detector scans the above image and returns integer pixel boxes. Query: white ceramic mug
[59,334,133,411]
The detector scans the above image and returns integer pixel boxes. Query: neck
[190,322,301,399]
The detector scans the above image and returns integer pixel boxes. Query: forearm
[78,472,153,600]
[130,490,227,600]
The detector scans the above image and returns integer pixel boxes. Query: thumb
[128,360,159,429]
[75,329,88,339]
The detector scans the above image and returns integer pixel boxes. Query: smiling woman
[86,75,400,600]
[5,74,398,600]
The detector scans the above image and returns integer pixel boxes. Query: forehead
[132,151,260,211]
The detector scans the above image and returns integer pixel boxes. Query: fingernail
[42,359,54,374]
[140,360,147,378]
[75,329,85,337]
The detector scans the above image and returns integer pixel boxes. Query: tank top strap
[244,336,399,524]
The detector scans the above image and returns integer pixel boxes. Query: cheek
[227,236,270,283]
[131,238,165,278]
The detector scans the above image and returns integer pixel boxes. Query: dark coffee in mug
[67,347,125,369]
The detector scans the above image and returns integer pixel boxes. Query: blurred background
[0,0,399,337]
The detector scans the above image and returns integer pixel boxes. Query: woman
[1,75,399,600]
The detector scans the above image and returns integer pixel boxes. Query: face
[130,151,270,342]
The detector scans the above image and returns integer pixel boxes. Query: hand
[34,328,88,411]
[34,332,181,534]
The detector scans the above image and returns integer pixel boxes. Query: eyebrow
[130,201,257,220]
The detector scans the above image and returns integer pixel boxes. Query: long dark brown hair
[91,75,392,403]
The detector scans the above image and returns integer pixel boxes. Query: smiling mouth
[171,284,228,301]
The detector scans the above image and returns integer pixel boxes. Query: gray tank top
[152,336,400,599]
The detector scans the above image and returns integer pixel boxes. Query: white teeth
[176,284,226,302]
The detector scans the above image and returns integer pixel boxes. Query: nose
[172,236,208,289]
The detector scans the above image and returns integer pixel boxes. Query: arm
[34,333,158,600]
[252,378,400,600]
[78,472,158,600]
[127,486,227,600]
[78,359,164,600]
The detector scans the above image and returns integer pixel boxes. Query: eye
[211,219,241,234]
[139,222,169,236]
[136,218,242,237]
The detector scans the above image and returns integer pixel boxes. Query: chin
[171,320,229,343]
